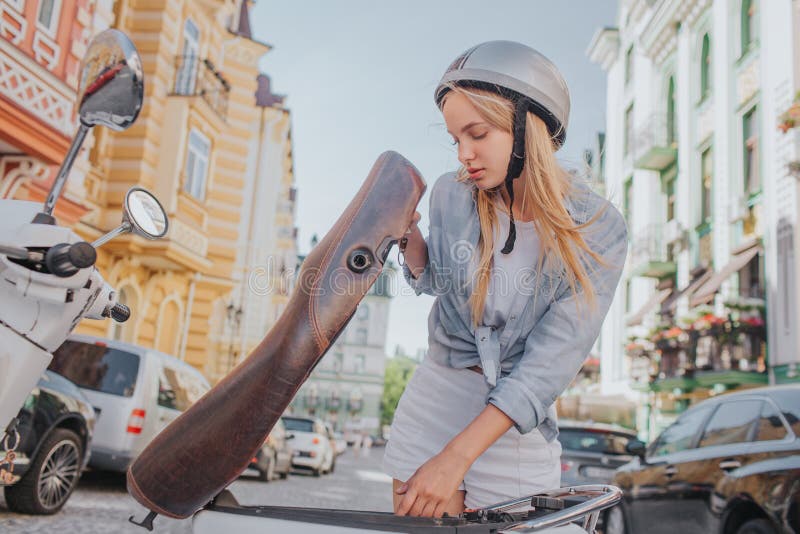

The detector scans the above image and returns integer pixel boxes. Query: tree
[380,356,418,428]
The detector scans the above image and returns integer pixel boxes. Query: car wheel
[279,470,289,480]
[328,457,335,474]
[259,452,276,482]
[312,466,322,477]
[736,519,777,534]
[5,428,83,515]
[604,504,627,534]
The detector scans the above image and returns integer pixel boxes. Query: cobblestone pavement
[0,447,393,533]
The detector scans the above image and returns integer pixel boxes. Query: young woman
[382,41,628,518]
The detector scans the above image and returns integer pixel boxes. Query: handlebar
[485,485,622,533]
[45,242,97,277]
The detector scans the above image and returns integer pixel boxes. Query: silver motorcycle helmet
[435,40,571,253]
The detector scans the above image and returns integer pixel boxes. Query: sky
[250,0,619,357]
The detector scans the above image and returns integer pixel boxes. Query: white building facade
[589,0,800,438]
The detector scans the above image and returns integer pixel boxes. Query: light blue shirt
[403,172,628,440]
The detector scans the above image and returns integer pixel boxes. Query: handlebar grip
[45,242,97,277]
[110,303,131,323]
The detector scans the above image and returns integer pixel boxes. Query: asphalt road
[0,447,393,534]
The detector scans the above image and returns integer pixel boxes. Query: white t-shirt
[482,203,542,330]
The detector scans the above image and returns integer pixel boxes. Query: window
[158,367,207,411]
[700,147,713,223]
[700,33,712,99]
[623,177,633,227]
[743,106,760,194]
[355,327,368,345]
[624,104,634,157]
[558,429,635,455]
[354,354,366,374]
[650,406,712,457]
[755,401,788,442]
[741,0,756,55]
[666,76,677,146]
[699,400,761,447]
[283,417,314,433]
[357,305,369,320]
[176,19,200,94]
[36,0,61,37]
[739,253,764,299]
[184,128,210,200]
[49,341,140,398]
[625,45,634,86]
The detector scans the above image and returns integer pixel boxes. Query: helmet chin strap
[500,98,531,255]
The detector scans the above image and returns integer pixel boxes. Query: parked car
[557,421,638,486]
[606,384,800,534]
[47,334,210,472]
[1,370,96,514]
[249,417,294,481]
[281,416,335,476]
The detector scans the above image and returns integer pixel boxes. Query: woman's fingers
[406,211,421,234]
[408,493,429,517]
[396,487,417,516]
[418,500,438,518]
[432,501,448,519]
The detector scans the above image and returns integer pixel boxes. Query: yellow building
[74,0,280,380]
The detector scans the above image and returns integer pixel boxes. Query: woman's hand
[395,449,471,518]
[400,211,428,279]
[406,211,421,235]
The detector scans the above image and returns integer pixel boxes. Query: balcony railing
[172,55,230,119]
[630,224,676,278]
[632,114,677,171]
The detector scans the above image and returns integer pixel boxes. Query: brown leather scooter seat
[127,151,426,520]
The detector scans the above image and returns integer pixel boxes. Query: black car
[606,384,800,534]
[1,371,95,514]
[248,417,294,481]
[557,421,638,486]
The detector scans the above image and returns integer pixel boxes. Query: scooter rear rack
[186,484,621,534]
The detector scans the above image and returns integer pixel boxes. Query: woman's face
[442,91,513,190]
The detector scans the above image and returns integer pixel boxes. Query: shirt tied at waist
[474,325,501,387]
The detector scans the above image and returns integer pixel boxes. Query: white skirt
[382,356,562,509]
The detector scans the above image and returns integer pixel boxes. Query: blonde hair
[443,85,606,326]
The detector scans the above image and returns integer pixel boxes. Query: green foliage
[380,356,418,428]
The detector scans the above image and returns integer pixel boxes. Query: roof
[558,420,638,437]
[255,74,285,107]
[235,0,252,39]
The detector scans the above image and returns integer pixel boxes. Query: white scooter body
[0,199,118,433]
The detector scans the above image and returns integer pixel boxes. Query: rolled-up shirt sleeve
[401,173,450,297]
[488,202,628,434]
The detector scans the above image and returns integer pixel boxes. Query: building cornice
[587,27,621,71]
[640,0,712,66]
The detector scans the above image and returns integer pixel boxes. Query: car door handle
[719,459,741,471]
[664,466,678,477]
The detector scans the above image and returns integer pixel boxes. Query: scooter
[0,29,168,498]
[1,29,621,533]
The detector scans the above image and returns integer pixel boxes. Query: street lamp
[226,302,242,372]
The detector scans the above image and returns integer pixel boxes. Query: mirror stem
[41,123,91,217]
[92,221,132,248]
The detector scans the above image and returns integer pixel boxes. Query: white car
[281,416,335,476]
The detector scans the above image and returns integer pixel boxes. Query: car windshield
[558,428,633,455]
[282,418,315,432]
[49,340,140,397]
